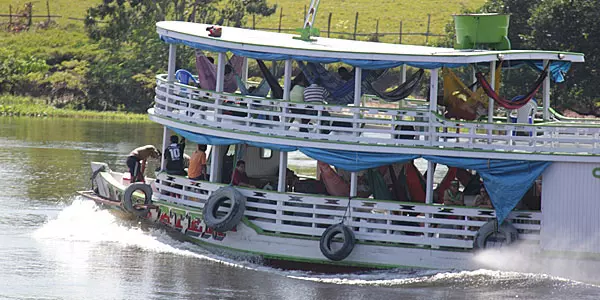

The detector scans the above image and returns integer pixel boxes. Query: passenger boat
[80,11,600,273]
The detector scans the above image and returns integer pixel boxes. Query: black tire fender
[123,183,153,218]
[203,186,246,233]
[473,219,519,250]
[319,223,356,261]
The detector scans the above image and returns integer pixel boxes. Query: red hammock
[476,65,548,110]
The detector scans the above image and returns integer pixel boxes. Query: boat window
[260,148,272,159]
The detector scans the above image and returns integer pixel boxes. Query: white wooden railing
[155,173,541,251]
[153,75,600,156]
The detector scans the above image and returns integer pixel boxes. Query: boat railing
[156,173,541,251]
[154,75,600,156]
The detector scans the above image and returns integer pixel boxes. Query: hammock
[228,55,273,97]
[297,61,386,105]
[235,76,271,97]
[363,69,425,102]
[476,64,548,110]
[256,59,284,99]
[194,50,241,93]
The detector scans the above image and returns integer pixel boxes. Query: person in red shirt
[231,160,255,188]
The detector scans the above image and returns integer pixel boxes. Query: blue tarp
[171,128,549,224]
[423,156,550,224]
[170,128,417,171]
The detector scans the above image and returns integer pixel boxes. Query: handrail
[154,75,600,156]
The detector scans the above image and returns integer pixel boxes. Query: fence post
[252,14,256,29]
[46,0,50,22]
[9,5,12,26]
[327,12,332,38]
[27,2,32,30]
[398,21,403,44]
[375,18,379,42]
[304,5,307,20]
[425,14,431,44]
[353,12,359,40]
[278,7,283,32]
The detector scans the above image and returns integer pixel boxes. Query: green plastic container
[453,13,511,50]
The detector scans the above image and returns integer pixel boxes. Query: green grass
[0,95,149,121]
[258,0,486,44]
[0,0,100,26]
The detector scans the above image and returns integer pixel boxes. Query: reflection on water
[1,117,600,299]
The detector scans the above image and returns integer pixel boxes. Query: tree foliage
[441,0,599,115]
[82,0,276,112]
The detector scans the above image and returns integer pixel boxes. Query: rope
[340,196,354,225]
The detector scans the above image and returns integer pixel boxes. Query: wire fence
[2,2,445,43]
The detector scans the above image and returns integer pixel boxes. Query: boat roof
[157,21,584,64]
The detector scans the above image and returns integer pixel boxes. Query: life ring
[203,186,246,233]
[473,219,519,250]
[123,183,153,218]
[319,223,355,261]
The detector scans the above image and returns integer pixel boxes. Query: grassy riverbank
[0,95,148,121]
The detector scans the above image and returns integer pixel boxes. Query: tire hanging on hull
[473,219,519,250]
[203,186,246,233]
[319,223,356,261]
[123,183,153,218]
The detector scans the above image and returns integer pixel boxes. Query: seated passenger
[188,144,208,181]
[127,145,161,183]
[338,67,352,81]
[231,160,255,188]
[474,185,493,208]
[304,82,329,103]
[443,180,464,206]
[164,135,187,176]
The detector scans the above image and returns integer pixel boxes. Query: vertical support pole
[488,61,496,123]
[167,44,177,107]
[46,0,50,22]
[241,57,248,85]
[425,161,434,204]
[209,146,221,183]
[350,172,358,197]
[278,152,288,192]
[9,5,12,26]
[161,127,169,171]
[399,65,407,110]
[216,52,226,92]
[543,59,550,121]
[353,67,362,137]
[471,65,477,92]
[167,44,177,82]
[282,59,292,130]
[488,61,496,143]
[428,68,439,143]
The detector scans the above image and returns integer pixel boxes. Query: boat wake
[33,198,595,291]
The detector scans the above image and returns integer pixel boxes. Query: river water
[1,117,599,299]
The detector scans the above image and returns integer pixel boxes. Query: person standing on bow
[127,145,161,183]
[164,135,187,176]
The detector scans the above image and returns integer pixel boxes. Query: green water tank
[453,13,511,50]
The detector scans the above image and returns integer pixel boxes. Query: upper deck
[153,21,599,163]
